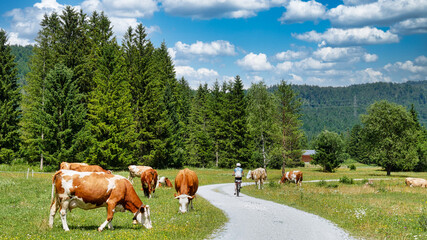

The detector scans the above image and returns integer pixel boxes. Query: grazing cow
[174,168,198,213]
[140,168,158,198]
[278,170,303,186]
[405,177,427,188]
[128,165,152,184]
[49,170,152,232]
[246,168,267,189]
[158,177,173,187]
[59,162,88,170]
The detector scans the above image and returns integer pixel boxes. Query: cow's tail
[51,171,61,203]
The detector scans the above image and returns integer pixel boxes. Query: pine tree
[87,41,137,168]
[275,81,304,174]
[187,84,213,167]
[208,80,227,167]
[0,30,21,163]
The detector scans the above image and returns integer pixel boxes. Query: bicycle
[235,179,242,197]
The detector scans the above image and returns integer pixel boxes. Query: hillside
[291,81,427,141]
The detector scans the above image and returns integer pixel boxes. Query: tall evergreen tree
[87,41,137,168]
[187,84,213,167]
[275,81,304,174]
[208,80,227,167]
[0,30,21,163]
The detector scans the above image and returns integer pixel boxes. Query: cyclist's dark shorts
[235,177,242,181]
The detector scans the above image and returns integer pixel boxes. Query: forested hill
[288,81,427,140]
[10,45,426,142]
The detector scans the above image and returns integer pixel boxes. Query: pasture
[0,166,229,240]
[243,165,427,240]
[0,164,426,239]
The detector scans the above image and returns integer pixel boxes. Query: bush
[0,148,15,164]
[348,164,356,171]
[268,181,279,188]
[316,180,327,187]
[339,176,354,184]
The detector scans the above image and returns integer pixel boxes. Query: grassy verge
[0,166,230,240]
[242,167,427,240]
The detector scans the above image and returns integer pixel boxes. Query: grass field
[0,166,230,240]
[0,164,426,239]
[242,165,427,240]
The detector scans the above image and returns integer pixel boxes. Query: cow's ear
[140,206,145,213]
[174,193,177,197]
[188,195,195,200]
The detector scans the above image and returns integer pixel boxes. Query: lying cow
[279,170,303,186]
[246,168,267,189]
[128,165,152,184]
[141,168,158,198]
[174,168,198,213]
[49,170,152,232]
[59,162,88,170]
[159,176,173,187]
[405,177,427,188]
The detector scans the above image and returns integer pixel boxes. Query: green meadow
[0,164,426,239]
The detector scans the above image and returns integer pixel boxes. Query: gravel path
[198,183,354,240]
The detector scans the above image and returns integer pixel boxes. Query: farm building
[302,150,316,163]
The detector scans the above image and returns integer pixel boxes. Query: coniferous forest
[1,7,426,172]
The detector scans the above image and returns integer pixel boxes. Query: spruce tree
[0,30,21,163]
[208,80,227,167]
[87,41,137,168]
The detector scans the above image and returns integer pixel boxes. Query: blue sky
[1,0,426,89]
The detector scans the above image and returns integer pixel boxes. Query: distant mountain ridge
[288,81,427,140]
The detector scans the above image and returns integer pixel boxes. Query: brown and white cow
[128,165,152,184]
[49,170,152,232]
[405,177,427,188]
[141,168,158,198]
[246,168,267,189]
[159,177,173,187]
[59,162,88,170]
[174,168,198,213]
[279,170,303,186]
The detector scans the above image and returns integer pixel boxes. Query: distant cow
[174,168,199,213]
[128,165,152,184]
[246,168,267,189]
[141,168,158,198]
[279,170,303,186]
[405,177,427,188]
[49,170,152,232]
[159,177,173,187]
[59,162,88,170]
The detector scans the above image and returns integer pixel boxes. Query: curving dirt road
[198,183,354,240]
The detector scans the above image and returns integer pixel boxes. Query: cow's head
[246,170,252,179]
[174,194,194,213]
[133,205,152,229]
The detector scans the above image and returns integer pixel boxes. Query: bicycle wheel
[236,182,240,197]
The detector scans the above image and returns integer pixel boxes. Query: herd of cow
[48,163,425,232]
[49,162,198,232]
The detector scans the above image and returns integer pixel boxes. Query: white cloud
[174,40,237,57]
[279,0,326,24]
[159,0,282,19]
[342,0,377,5]
[313,46,377,63]
[6,32,32,46]
[327,0,427,27]
[236,52,273,71]
[175,65,220,88]
[109,17,139,39]
[276,61,293,72]
[415,56,427,65]
[295,57,335,70]
[363,53,378,62]
[390,18,427,35]
[82,0,158,18]
[289,73,303,82]
[275,50,307,61]
[355,68,391,83]
[293,27,399,46]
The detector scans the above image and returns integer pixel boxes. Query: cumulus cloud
[313,47,377,63]
[279,0,326,24]
[276,61,293,72]
[6,32,32,46]
[327,0,427,27]
[390,18,427,35]
[175,65,220,88]
[174,40,237,57]
[236,52,273,71]
[275,50,308,61]
[355,68,391,83]
[159,0,281,19]
[385,56,427,74]
[293,27,399,46]
[363,53,378,62]
[82,0,158,18]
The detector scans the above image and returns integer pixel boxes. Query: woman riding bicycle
[233,163,243,195]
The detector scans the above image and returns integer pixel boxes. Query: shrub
[339,176,354,184]
[316,180,327,187]
[348,164,356,171]
[268,180,279,188]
